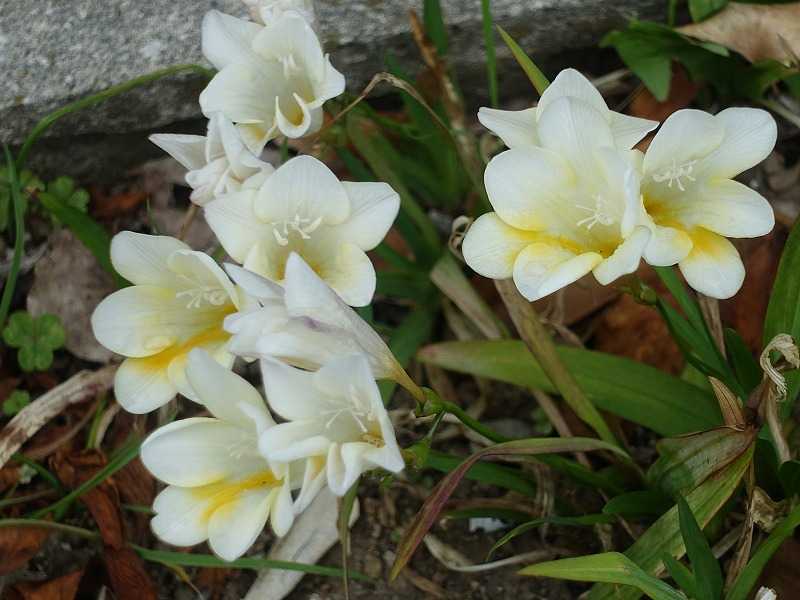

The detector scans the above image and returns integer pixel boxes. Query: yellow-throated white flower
[464,96,650,301]
[639,108,776,298]
[205,155,399,307]
[259,353,404,496]
[150,113,274,206]
[478,68,657,151]
[223,253,421,398]
[91,232,242,413]
[199,10,344,152]
[141,350,324,561]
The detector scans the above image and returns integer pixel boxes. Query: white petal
[312,353,376,402]
[327,443,368,497]
[114,356,177,413]
[477,106,538,148]
[151,486,210,547]
[700,107,777,179]
[462,212,538,279]
[484,147,574,231]
[205,190,271,263]
[512,243,602,301]
[91,286,180,357]
[314,55,346,105]
[608,112,659,150]
[316,243,376,307]
[260,359,329,421]
[167,250,239,307]
[142,418,262,487]
[199,62,280,130]
[269,479,295,536]
[109,232,189,288]
[537,68,607,117]
[292,456,326,514]
[214,113,270,180]
[679,228,745,299]
[252,12,325,79]
[335,181,400,251]
[201,10,262,71]
[275,93,315,139]
[643,109,724,177]
[208,487,273,560]
[255,155,350,226]
[643,224,693,266]
[258,420,331,462]
[592,226,650,285]
[537,96,615,174]
[681,179,775,238]
[224,264,284,301]
[186,349,273,429]
[149,134,208,171]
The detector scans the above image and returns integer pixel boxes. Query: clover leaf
[2,311,66,372]
[2,390,30,416]
[40,176,90,227]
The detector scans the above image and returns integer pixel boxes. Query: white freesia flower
[478,68,657,151]
[91,232,242,413]
[243,0,315,27]
[259,353,405,496]
[756,588,777,600]
[205,154,399,307]
[223,253,423,400]
[199,9,344,152]
[140,350,324,561]
[463,96,650,301]
[150,113,273,206]
[639,108,776,299]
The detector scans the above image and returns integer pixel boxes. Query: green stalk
[0,146,24,329]
[16,64,213,169]
[494,279,619,448]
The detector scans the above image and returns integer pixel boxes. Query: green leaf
[688,0,728,22]
[726,504,800,600]
[418,340,721,436]
[489,514,613,558]
[764,217,800,414]
[496,25,550,95]
[338,479,360,594]
[2,311,66,372]
[521,552,686,600]
[677,496,723,600]
[2,390,30,416]
[603,491,673,518]
[724,328,762,395]
[587,445,753,600]
[423,0,448,56]
[389,437,627,581]
[422,449,537,496]
[480,0,499,107]
[42,176,90,226]
[648,427,756,499]
[0,168,43,232]
[661,553,696,598]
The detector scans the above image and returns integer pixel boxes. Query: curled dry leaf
[7,568,84,600]
[0,525,50,575]
[679,3,800,64]
[27,229,114,363]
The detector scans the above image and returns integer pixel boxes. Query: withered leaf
[8,569,83,600]
[0,525,50,575]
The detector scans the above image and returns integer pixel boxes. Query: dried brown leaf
[8,569,84,600]
[679,3,800,63]
[0,525,50,575]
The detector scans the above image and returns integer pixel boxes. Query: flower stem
[494,279,620,448]
[0,146,24,330]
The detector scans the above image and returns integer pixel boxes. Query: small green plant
[2,311,66,372]
[40,176,90,226]
[2,390,30,416]
[0,167,43,231]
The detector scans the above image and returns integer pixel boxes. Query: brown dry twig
[0,365,117,469]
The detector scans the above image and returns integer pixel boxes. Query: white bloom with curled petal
[140,350,324,561]
[91,232,242,413]
[639,108,776,299]
[150,113,273,206]
[464,96,650,301]
[199,10,344,152]
[243,0,315,27]
[478,68,658,151]
[223,253,422,399]
[205,155,399,307]
[259,353,404,496]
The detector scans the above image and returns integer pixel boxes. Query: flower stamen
[271,213,323,246]
[576,194,614,230]
[175,286,229,309]
[652,159,697,191]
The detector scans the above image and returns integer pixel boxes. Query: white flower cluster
[91,0,408,561]
[465,69,777,300]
